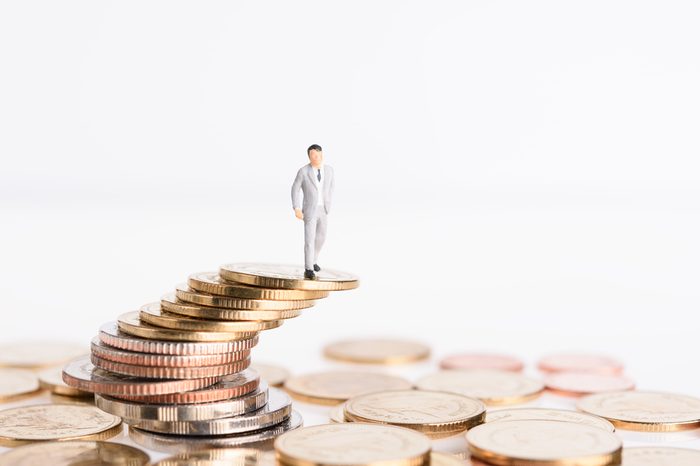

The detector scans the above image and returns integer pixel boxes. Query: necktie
[317,169,321,182]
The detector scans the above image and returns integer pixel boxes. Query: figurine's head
[307,144,323,168]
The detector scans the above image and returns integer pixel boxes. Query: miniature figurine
[291,144,335,279]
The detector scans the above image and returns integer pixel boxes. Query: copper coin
[99,322,259,355]
[91,337,249,367]
[538,353,624,375]
[115,369,260,404]
[62,356,218,396]
[545,372,635,396]
[161,293,303,322]
[440,353,524,372]
[91,353,250,379]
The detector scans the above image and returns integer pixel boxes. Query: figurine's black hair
[307,144,322,154]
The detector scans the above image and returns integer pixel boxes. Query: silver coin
[126,387,292,435]
[129,410,303,454]
[96,382,269,422]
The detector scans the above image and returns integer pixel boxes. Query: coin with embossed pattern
[416,370,544,405]
[175,284,316,310]
[220,263,359,291]
[0,440,150,466]
[161,293,303,321]
[622,446,700,465]
[0,368,41,401]
[153,448,276,466]
[323,339,430,365]
[189,272,330,300]
[118,311,258,342]
[430,452,469,466]
[139,302,283,332]
[284,371,413,405]
[486,407,615,432]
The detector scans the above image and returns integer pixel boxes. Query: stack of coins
[61,263,359,453]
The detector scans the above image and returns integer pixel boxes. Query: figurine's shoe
[304,269,316,280]
[313,264,321,272]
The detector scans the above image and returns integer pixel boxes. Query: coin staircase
[61,263,359,452]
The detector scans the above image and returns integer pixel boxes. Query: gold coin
[220,263,359,291]
[323,339,430,365]
[622,446,700,465]
[251,362,291,386]
[284,371,413,405]
[576,390,700,432]
[485,407,615,432]
[0,368,41,401]
[430,452,469,466]
[117,311,258,342]
[154,448,276,466]
[415,370,544,405]
[344,389,485,437]
[329,402,347,423]
[189,272,331,300]
[161,293,303,321]
[176,284,316,310]
[0,404,122,447]
[466,419,622,466]
[0,342,86,369]
[0,440,150,466]
[38,366,93,397]
[139,303,283,332]
[274,423,431,466]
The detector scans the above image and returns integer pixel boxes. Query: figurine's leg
[314,208,327,265]
[304,215,317,271]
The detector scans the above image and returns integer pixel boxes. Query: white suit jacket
[291,164,334,218]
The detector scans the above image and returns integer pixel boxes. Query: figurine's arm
[327,167,335,213]
[291,168,304,220]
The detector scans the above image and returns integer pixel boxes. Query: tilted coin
[251,362,291,387]
[139,302,283,332]
[622,446,700,465]
[175,284,316,310]
[189,272,331,300]
[38,366,92,397]
[127,387,292,435]
[91,353,250,379]
[50,393,96,406]
[113,369,260,404]
[130,410,303,454]
[329,402,347,423]
[485,407,615,432]
[161,293,303,321]
[96,382,268,421]
[466,419,622,466]
[440,353,524,372]
[0,342,87,369]
[118,311,258,342]
[545,372,635,396]
[538,353,624,375]
[344,389,485,437]
[323,339,430,364]
[154,448,276,466]
[430,452,470,466]
[0,368,41,401]
[99,322,259,355]
[220,263,360,291]
[62,356,218,396]
[0,404,122,447]
[274,423,431,466]
[284,371,413,405]
[416,370,544,405]
[0,440,150,466]
[91,337,250,367]
[577,390,700,431]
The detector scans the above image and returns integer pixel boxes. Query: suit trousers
[304,205,328,270]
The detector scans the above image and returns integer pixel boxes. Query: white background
[1,0,700,455]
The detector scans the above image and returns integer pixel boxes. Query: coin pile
[60,263,359,452]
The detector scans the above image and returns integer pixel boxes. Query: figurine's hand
[294,208,304,220]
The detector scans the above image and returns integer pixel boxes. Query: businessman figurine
[291,144,335,279]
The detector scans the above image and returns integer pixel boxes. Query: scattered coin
[139,302,283,332]
[329,402,346,423]
[189,271,330,300]
[622,446,700,465]
[274,423,431,466]
[485,407,615,432]
[284,370,413,405]
[466,419,622,466]
[430,452,470,466]
[0,440,150,466]
[416,370,544,405]
[251,362,291,387]
[0,368,41,401]
[91,353,250,379]
[344,389,485,437]
[0,342,86,369]
[175,284,315,311]
[38,366,92,397]
[130,410,303,453]
[117,311,258,342]
[440,353,524,372]
[161,293,303,321]
[545,372,635,396]
[538,353,624,375]
[154,448,276,466]
[0,404,122,447]
[220,263,360,291]
[577,390,700,431]
[323,339,430,364]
